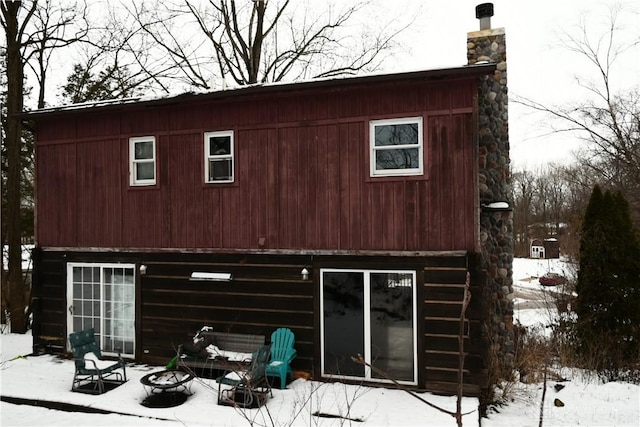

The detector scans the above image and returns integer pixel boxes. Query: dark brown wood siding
[32,249,487,395]
[35,77,479,253]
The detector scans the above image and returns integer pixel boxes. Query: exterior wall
[467,27,515,394]
[30,67,498,396]
[32,248,487,395]
[34,77,481,254]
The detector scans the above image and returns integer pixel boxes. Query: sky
[36,0,640,171]
[384,0,640,170]
[2,257,639,426]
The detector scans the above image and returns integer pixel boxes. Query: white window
[370,117,423,177]
[320,269,418,385]
[67,263,136,357]
[129,136,156,186]
[204,131,234,183]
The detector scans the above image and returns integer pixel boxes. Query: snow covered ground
[1,258,638,426]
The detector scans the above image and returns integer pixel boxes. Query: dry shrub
[482,323,551,409]
[512,323,551,384]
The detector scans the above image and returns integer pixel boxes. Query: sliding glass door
[67,263,135,357]
[321,269,417,384]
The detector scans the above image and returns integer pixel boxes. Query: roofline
[22,63,496,119]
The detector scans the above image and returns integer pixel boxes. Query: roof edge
[22,63,496,119]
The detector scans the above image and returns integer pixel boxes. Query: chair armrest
[73,357,100,371]
[217,368,245,386]
[74,356,123,373]
[285,348,297,363]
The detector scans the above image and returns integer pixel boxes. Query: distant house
[530,238,560,259]
[27,8,512,397]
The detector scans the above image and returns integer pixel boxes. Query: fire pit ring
[140,369,194,408]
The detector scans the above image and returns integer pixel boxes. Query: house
[530,238,560,259]
[27,5,513,398]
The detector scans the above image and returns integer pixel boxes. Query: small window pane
[208,159,232,181]
[375,123,419,147]
[134,141,154,160]
[82,266,94,282]
[136,162,155,180]
[375,148,419,170]
[209,136,230,155]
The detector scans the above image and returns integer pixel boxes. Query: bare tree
[511,168,536,256]
[511,163,591,259]
[1,0,89,332]
[514,5,640,223]
[124,0,414,91]
[2,0,36,333]
[24,0,90,108]
[59,1,181,101]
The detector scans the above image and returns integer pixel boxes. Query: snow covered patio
[2,258,639,426]
[2,329,639,426]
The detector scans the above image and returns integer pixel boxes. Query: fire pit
[140,369,194,408]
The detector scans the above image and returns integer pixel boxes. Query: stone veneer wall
[467,27,515,391]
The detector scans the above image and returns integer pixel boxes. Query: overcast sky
[40,0,638,171]
[386,0,640,170]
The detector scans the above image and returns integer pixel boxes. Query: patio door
[320,269,417,385]
[67,263,136,357]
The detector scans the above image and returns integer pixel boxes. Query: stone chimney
[467,3,515,404]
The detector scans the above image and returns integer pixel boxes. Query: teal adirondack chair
[266,328,296,389]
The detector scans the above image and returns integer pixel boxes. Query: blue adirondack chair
[266,328,296,389]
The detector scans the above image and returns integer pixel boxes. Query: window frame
[369,117,424,177]
[204,130,234,184]
[129,136,156,186]
[319,268,418,385]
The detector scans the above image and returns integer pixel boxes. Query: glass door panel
[322,271,365,377]
[369,272,415,381]
[71,266,101,333]
[103,267,135,354]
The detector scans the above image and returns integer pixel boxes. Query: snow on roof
[23,63,496,118]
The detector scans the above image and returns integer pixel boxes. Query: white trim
[67,262,136,357]
[204,130,234,183]
[369,117,423,177]
[320,268,418,385]
[129,136,156,186]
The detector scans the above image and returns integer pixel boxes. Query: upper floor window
[129,136,156,186]
[204,131,234,183]
[370,117,423,177]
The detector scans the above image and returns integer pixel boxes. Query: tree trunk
[3,0,27,333]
